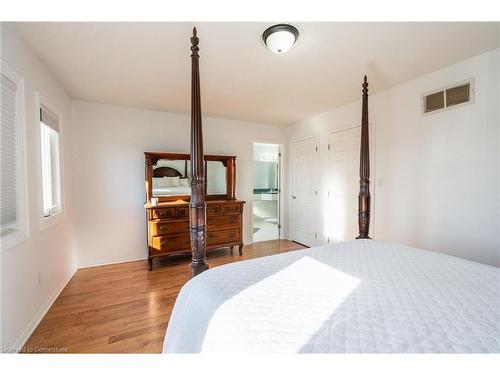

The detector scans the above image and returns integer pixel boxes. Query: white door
[328,127,361,242]
[291,136,319,246]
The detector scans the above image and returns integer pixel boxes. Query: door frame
[251,142,284,243]
[289,134,320,246]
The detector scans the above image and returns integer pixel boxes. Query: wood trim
[188,27,209,277]
[145,199,245,210]
[356,75,371,239]
[204,160,208,195]
[152,167,184,178]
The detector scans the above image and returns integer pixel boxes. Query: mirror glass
[151,159,227,197]
[206,160,227,195]
[253,160,278,191]
[152,159,191,197]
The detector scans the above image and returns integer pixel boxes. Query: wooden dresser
[144,151,245,270]
[145,200,244,270]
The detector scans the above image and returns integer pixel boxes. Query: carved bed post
[189,27,209,277]
[357,75,371,239]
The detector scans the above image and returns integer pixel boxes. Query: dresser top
[144,199,245,210]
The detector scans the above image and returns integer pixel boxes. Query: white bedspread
[163,240,500,353]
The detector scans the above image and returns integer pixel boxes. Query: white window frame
[1,59,29,250]
[421,78,475,116]
[35,92,64,231]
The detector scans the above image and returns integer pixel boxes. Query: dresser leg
[148,257,153,271]
[238,244,243,256]
[230,246,234,256]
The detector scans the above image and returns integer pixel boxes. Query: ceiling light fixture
[262,24,299,54]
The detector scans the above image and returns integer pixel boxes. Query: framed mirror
[145,152,236,202]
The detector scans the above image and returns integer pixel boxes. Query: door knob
[291,195,296,199]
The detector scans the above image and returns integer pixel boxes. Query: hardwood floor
[22,240,305,353]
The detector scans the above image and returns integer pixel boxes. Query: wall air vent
[422,79,474,115]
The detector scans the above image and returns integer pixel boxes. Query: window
[39,104,61,220]
[1,74,18,235]
[1,60,28,248]
[423,79,474,115]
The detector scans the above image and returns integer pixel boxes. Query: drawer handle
[159,225,166,231]
[161,240,168,247]
[208,233,215,239]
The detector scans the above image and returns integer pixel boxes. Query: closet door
[328,127,361,242]
[291,136,319,246]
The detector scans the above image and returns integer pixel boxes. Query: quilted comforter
[163,240,500,353]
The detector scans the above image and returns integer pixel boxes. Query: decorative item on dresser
[144,152,244,271]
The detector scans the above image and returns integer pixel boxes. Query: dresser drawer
[220,204,241,214]
[178,207,189,217]
[207,228,240,245]
[207,214,240,230]
[150,219,189,236]
[152,233,190,253]
[151,207,178,220]
[206,205,220,215]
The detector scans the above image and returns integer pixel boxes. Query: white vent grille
[422,79,474,115]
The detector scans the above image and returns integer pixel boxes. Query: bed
[162,28,500,353]
[163,240,500,353]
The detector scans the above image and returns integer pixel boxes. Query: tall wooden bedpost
[357,75,371,239]
[189,27,209,277]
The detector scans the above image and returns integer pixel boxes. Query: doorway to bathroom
[253,143,281,242]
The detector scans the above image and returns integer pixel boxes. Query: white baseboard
[78,256,148,269]
[11,267,77,352]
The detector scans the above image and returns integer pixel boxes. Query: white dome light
[262,24,299,54]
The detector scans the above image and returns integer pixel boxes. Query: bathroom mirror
[253,160,278,191]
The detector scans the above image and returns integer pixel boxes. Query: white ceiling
[13,22,499,125]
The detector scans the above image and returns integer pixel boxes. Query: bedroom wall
[70,101,286,267]
[286,48,500,267]
[1,24,77,350]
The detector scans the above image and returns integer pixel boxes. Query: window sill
[40,211,64,232]
[1,229,29,252]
